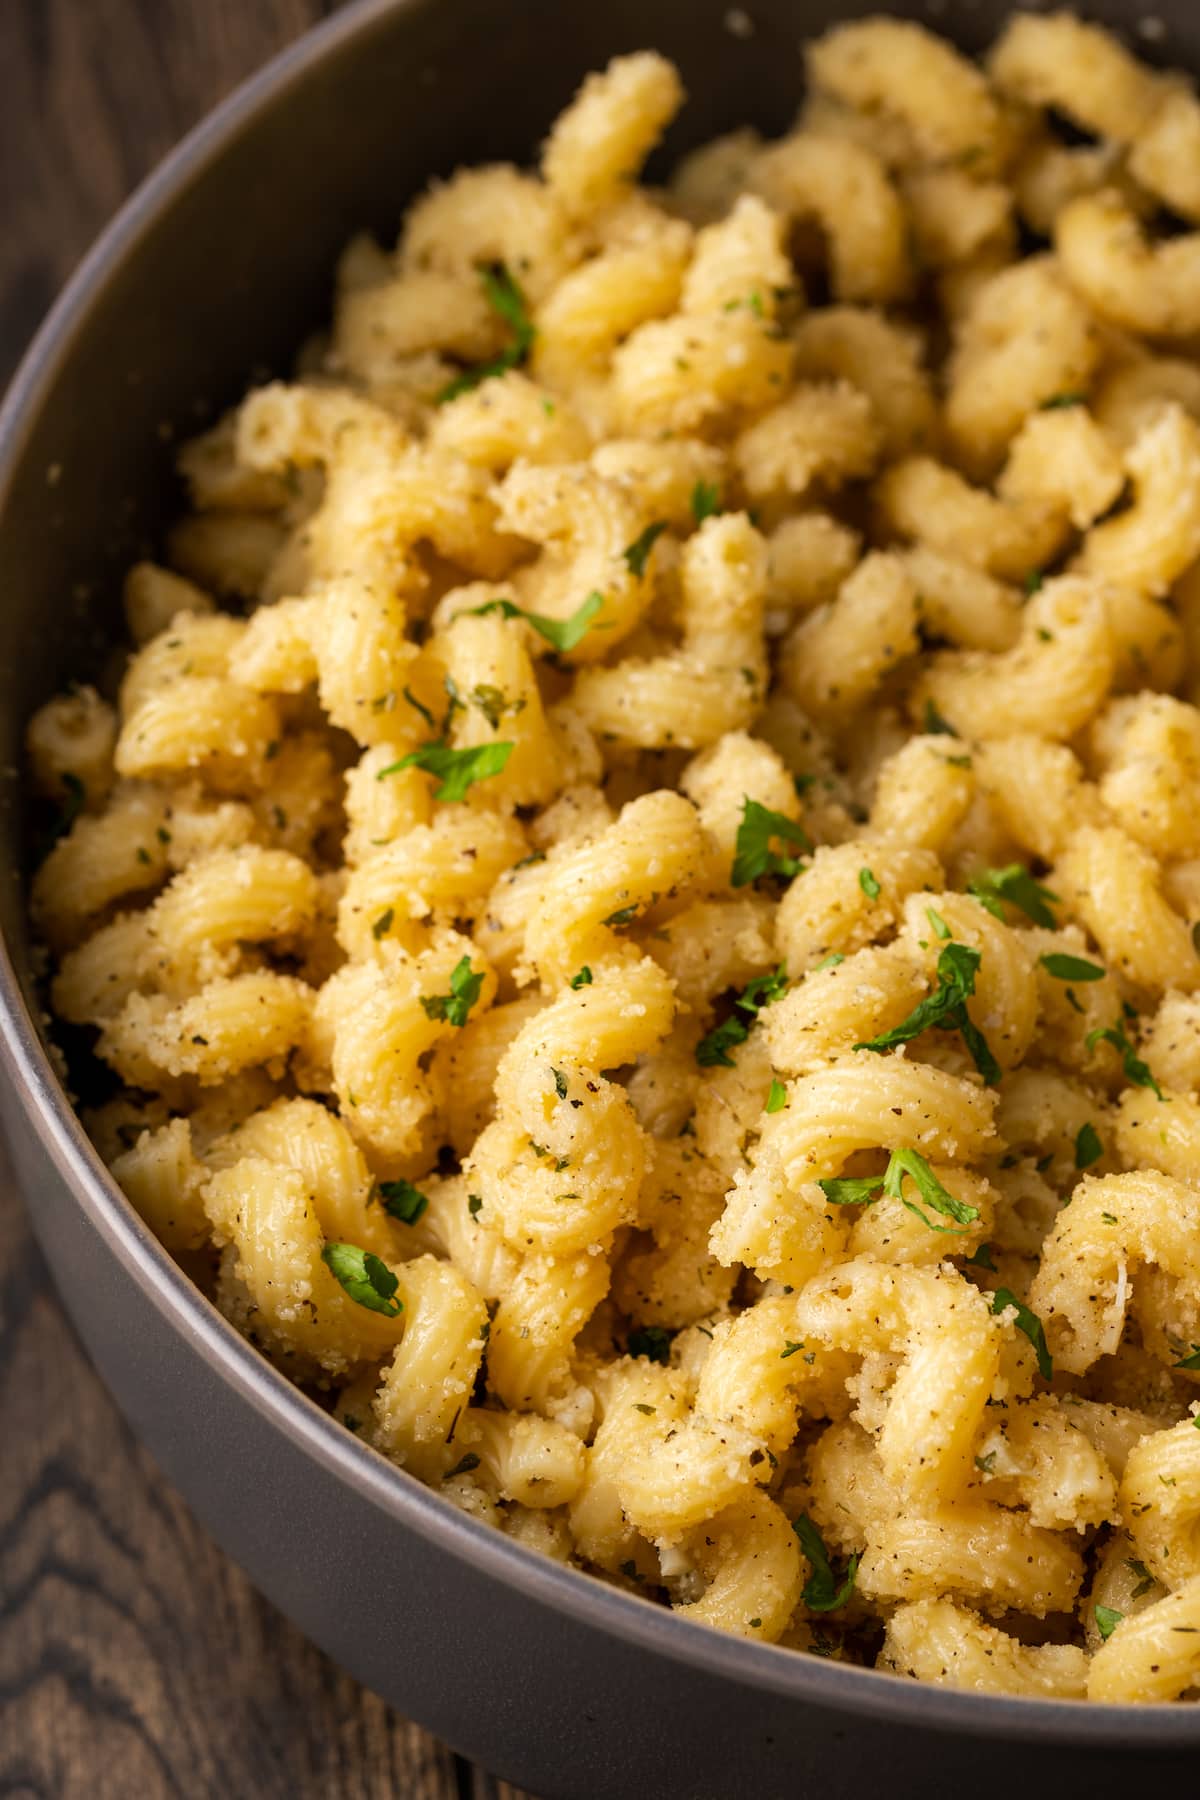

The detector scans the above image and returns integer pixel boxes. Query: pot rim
[1,0,1196,1748]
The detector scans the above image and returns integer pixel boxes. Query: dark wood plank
[0,3,534,1793]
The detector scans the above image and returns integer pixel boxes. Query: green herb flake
[695,966,789,1069]
[321,1243,402,1317]
[1085,1021,1164,1100]
[569,965,594,989]
[691,479,721,524]
[469,683,523,731]
[438,263,535,402]
[552,1067,569,1101]
[1075,1122,1103,1170]
[1041,952,1105,983]
[1094,1605,1124,1642]
[814,952,845,971]
[766,1077,788,1114]
[732,797,811,887]
[634,1403,656,1416]
[377,739,514,803]
[855,939,1000,1085]
[1041,391,1087,410]
[1127,1558,1156,1599]
[992,1287,1052,1381]
[603,903,639,929]
[467,1193,483,1218]
[1024,568,1045,595]
[964,1242,996,1271]
[967,863,1058,929]
[372,907,394,941]
[445,1451,481,1479]
[623,521,668,578]
[781,1340,804,1360]
[421,955,485,1029]
[819,1146,979,1233]
[926,907,951,940]
[627,1325,674,1364]
[467,590,604,655]
[402,686,436,729]
[922,700,956,736]
[793,1514,859,1613]
[858,866,881,901]
[1174,1344,1200,1370]
[378,1179,429,1226]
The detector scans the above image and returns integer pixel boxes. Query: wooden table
[0,4,533,1793]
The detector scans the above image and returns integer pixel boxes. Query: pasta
[28,11,1200,1704]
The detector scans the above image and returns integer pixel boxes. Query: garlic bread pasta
[30,12,1200,1703]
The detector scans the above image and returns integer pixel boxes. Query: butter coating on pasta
[29,11,1200,1702]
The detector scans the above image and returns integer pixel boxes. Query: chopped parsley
[1074,1122,1103,1170]
[819,1146,979,1233]
[627,1325,674,1364]
[378,1179,429,1225]
[1024,568,1045,595]
[695,965,788,1068]
[569,965,593,989]
[731,797,811,886]
[793,1514,859,1613]
[469,683,524,731]
[552,1067,569,1101]
[377,739,514,801]
[438,262,535,402]
[766,1077,788,1114]
[321,1243,402,1317]
[1127,1559,1156,1599]
[855,939,1000,1085]
[964,1241,996,1271]
[402,686,436,729]
[445,1451,481,1479]
[922,700,957,736]
[372,907,394,941]
[1040,952,1105,983]
[967,864,1058,929]
[927,907,951,940]
[421,955,485,1028]
[814,952,844,971]
[1094,1605,1124,1641]
[466,591,604,655]
[603,903,639,928]
[467,1193,483,1218]
[858,866,881,900]
[1174,1345,1200,1370]
[623,521,667,578]
[1085,1020,1163,1099]
[691,479,722,523]
[992,1287,1052,1381]
[1041,391,1087,410]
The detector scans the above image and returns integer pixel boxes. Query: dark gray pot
[1,3,1198,1793]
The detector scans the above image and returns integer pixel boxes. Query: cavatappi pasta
[31,12,1200,1703]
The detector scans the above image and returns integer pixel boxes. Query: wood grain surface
[0,4,533,1794]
